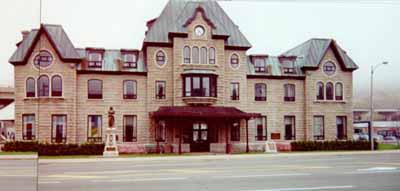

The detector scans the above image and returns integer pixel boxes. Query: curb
[38,150,400,164]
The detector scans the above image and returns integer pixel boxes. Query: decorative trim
[183,6,216,29]
[77,70,147,76]
[247,75,305,80]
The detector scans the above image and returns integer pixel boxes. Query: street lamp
[370,61,389,150]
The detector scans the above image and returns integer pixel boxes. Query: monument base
[103,128,119,157]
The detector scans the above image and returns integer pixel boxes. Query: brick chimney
[21,30,30,40]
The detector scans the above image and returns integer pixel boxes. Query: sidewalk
[38,150,400,164]
[0,154,38,160]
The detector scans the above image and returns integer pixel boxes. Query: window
[122,53,137,68]
[156,120,166,142]
[88,80,102,99]
[326,82,334,100]
[209,47,215,64]
[33,50,53,68]
[183,46,191,63]
[230,82,239,100]
[26,78,35,97]
[284,116,295,140]
[230,54,239,69]
[123,115,137,142]
[336,116,347,140]
[88,115,102,142]
[183,75,217,97]
[335,82,343,100]
[22,114,35,140]
[282,60,296,74]
[156,81,166,99]
[323,61,336,76]
[37,75,49,97]
[51,115,67,143]
[156,51,166,66]
[88,52,103,68]
[255,116,267,141]
[254,58,267,73]
[200,47,207,64]
[316,82,324,100]
[284,84,295,102]
[313,116,324,140]
[255,83,266,101]
[231,120,240,141]
[51,75,62,97]
[123,80,137,99]
[192,46,199,64]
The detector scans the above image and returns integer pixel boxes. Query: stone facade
[9,1,357,153]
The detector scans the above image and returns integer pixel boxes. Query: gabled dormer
[278,55,297,74]
[249,55,269,73]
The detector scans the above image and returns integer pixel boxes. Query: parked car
[384,136,398,141]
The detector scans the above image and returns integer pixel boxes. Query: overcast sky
[1,0,399,95]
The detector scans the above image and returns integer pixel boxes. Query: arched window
[200,47,207,64]
[255,83,266,101]
[284,84,295,102]
[192,47,199,64]
[26,77,35,97]
[88,79,103,99]
[123,80,137,99]
[51,75,62,97]
[230,53,239,68]
[316,82,324,100]
[183,46,191,64]
[37,75,49,97]
[156,51,166,66]
[335,82,343,100]
[326,82,334,100]
[209,47,215,64]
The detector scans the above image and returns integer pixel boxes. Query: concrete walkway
[38,150,400,164]
[0,154,38,160]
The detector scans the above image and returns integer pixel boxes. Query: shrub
[2,141,104,156]
[291,140,377,151]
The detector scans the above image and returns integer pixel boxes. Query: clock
[194,26,205,37]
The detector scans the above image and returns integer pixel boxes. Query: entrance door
[191,122,210,152]
[55,125,63,143]
[125,125,134,142]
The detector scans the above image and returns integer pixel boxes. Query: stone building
[8,0,358,153]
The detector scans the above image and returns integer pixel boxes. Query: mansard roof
[9,24,81,65]
[144,0,252,49]
[281,38,358,71]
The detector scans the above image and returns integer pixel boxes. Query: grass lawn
[0,152,37,155]
[378,143,400,150]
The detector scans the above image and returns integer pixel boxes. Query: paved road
[1,152,399,191]
[0,158,38,191]
[37,152,400,191]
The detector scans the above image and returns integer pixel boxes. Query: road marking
[358,167,397,171]
[214,173,310,179]
[244,185,354,191]
[39,181,61,184]
[91,177,188,183]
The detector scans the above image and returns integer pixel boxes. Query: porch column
[246,119,249,153]
[225,118,229,154]
[178,122,182,155]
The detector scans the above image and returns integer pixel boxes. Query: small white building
[0,102,15,141]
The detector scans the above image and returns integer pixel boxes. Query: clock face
[194,26,205,36]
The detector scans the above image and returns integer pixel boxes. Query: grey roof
[144,0,251,48]
[280,38,358,70]
[9,24,81,64]
[246,56,306,77]
[76,49,146,72]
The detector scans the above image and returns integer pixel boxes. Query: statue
[108,107,115,128]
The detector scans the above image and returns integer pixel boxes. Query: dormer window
[254,58,267,73]
[122,53,137,68]
[282,60,296,74]
[88,52,103,68]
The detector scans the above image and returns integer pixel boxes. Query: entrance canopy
[152,106,260,119]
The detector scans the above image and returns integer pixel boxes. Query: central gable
[143,0,251,49]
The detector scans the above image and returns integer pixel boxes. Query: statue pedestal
[103,128,119,157]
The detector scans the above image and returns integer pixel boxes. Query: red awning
[151,106,260,119]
